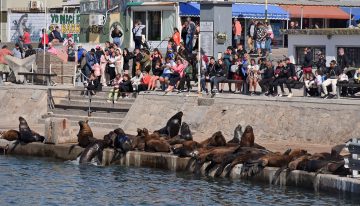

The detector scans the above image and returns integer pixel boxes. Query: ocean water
[0,155,359,206]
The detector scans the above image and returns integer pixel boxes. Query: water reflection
[0,155,359,205]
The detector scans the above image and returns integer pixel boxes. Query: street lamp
[43,0,47,76]
[265,0,268,23]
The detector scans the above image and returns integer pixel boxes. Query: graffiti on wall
[9,13,81,43]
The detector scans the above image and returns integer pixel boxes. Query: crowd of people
[1,17,359,100]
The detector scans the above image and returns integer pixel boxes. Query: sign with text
[200,21,214,32]
[201,32,214,57]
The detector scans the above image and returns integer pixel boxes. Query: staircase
[39,87,135,129]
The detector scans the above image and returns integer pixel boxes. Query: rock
[44,117,77,144]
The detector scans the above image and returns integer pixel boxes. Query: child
[131,69,143,92]
[138,68,151,92]
[107,74,122,103]
[305,69,322,96]
[159,57,174,91]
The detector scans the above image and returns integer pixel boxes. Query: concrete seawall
[1,140,360,195]
[120,93,360,145]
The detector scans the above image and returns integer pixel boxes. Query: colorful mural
[8,13,81,43]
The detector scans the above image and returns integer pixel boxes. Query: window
[337,47,360,67]
[295,46,325,66]
[148,11,161,41]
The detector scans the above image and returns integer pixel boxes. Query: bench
[336,80,360,99]
[18,72,57,86]
[0,72,10,82]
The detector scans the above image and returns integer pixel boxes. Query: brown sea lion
[171,140,201,157]
[131,128,146,151]
[240,125,254,147]
[0,130,20,141]
[199,131,226,148]
[77,120,96,148]
[260,149,308,167]
[18,117,45,143]
[145,139,171,153]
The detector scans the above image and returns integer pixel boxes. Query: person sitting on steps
[107,74,122,103]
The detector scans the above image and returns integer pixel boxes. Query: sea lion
[240,125,254,147]
[171,140,201,157]
[113,128,132,153]
[77,120,96,148]
[18,117,45,143]
[199,131,226,148]
[180,122,192,141]
[79,137,112,164]
[131,128,146,151]
[0,130,20,141]
[145,139,171,153]
[227,124,243,144]
[155,111,183,138]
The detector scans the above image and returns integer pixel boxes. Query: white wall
[288,34,360,66]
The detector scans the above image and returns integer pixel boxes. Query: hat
[95,45,101,50]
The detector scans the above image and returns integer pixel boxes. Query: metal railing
[345,138,360,178]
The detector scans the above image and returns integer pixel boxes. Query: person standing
[39,29,49,49]
[132,20,145,49]
[255,22,267,57]
[22,29,31,49]
[247,20,256,54]
[84,49,98,78]
[233,18,242,47]
[0,45,13,80]
[265,22,274,54]
[181,21,188,45]
[302,47,313,80]
[172,28,181,48]
[111,25,123,47]
[185,18,196,53]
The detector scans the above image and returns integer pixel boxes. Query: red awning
[281,5,350,19]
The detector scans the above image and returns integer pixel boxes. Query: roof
[281,5,350,19]
[158,0,360,7]
[342,7,360,20]
[233,4,289,20]
[179,3,200,17]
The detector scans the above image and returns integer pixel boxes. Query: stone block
[44,117,77,144]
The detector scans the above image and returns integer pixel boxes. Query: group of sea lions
[0,117,45,144]
[0,113,350,179]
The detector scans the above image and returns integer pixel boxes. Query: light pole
[265,0,268,23]
[43,0,47,75]
[0,0,2,41]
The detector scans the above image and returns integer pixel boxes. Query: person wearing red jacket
[172,28,181,47]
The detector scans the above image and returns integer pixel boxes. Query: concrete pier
[1,140,360,195]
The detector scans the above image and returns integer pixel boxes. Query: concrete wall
[120,94,360,145]
[0,87,47,127]
[288,34,360,66]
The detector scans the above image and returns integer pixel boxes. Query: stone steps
[38,118,121,129]
[47,108,127,118]
[41,113,124,124]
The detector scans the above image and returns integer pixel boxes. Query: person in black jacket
[337,48,350,72]
[270,60,288,96]
[119,74,133,98]
[302,47,313,80]
[49,26,63,43]
[284,58,297,98]
[258,60,274,95]
[111,26,123,47]
[211,59,227,93]
[322,60,341,99]
[24,44,36,58]
[122,48,133,74]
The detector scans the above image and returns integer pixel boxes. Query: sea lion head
[234,124,243,139]
[289,149,308,160]
[244,125,253,133]
[77,120,93,137]
[180,122,192,140]
[19,116,30,129]
[142,128,150,136]
[114,128,126,136]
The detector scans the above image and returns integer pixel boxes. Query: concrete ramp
[120,93,360,145]
[5,55,36,83]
